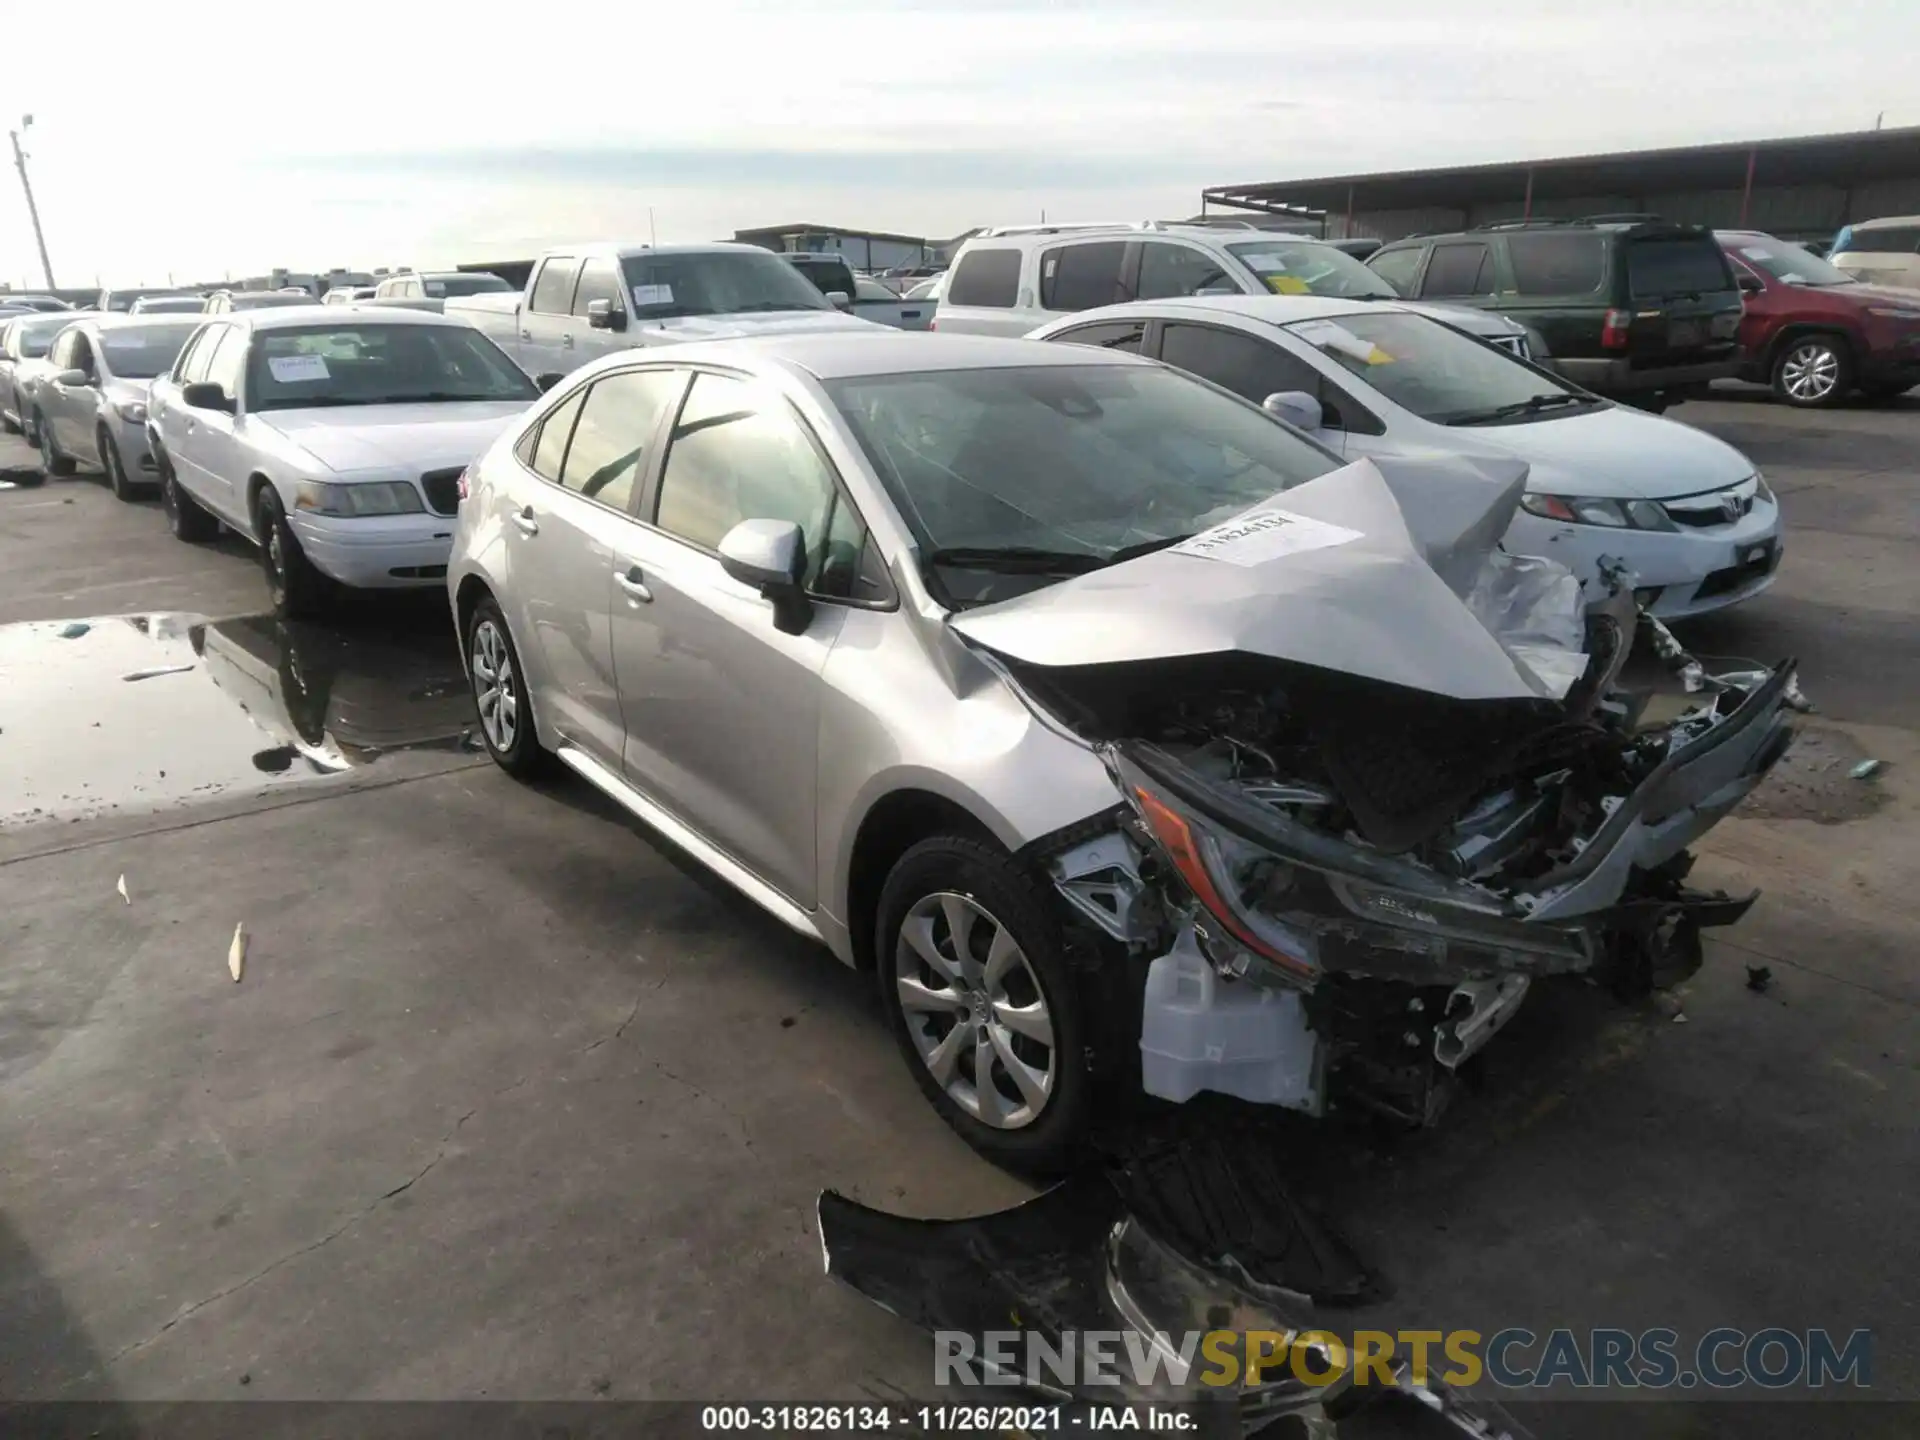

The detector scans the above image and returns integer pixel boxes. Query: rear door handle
[511,506,539,536]
[615,565,653,603]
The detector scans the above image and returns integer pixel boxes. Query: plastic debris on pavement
[122,663,197,683]
[228,923,247,983]
[1746,965,1773,994]
[116,874,130,905]
[1850,759,1884,781]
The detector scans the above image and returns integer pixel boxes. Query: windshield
[247,324,540,412]
[1226,239,1398,299]
[1284,311,1586,425]
[1727,238,1855,287]
[14,314,75,356]
[825,364,1340,607]
[100,324,199,379]
[618,252,832,320]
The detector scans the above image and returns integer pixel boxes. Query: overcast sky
[2,0,1911,287]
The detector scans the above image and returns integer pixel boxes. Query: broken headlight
[1122,779,1319,983]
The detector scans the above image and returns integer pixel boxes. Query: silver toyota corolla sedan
[448,332,1794,1172]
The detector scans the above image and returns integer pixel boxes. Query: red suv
[1718,229,1920,407]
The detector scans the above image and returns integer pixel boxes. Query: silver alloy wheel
[1781,341,1841,402]
[470,619,518,752]
[894,891,1055,1129]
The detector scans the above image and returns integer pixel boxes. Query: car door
[42,329,94,454]
[521,256,583,377]
[1152,319,1382,458]
[181,327,251,524]
[568,258,632,363]
[610,368,866,908]
[503,368,685,767]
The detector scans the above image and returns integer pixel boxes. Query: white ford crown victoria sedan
[1035,296,1783,618]
[147,308,543,617]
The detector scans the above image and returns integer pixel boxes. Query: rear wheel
[35,412,75,476]
[255,485,333,620]
[1772,334,1852,407]
[100,428,139,501]
[466,597,552,778]
[876,836,1093,1176]
[158,448,219,541]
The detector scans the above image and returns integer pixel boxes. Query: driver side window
[1136,242,1234,300]
[653,372,871,599]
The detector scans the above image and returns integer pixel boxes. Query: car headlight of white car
[113,399,148,424]
[1520,493,1679,531]
[292,479,425,517]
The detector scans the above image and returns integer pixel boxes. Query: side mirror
[535,371,563,393]
[718,518,813,635]
[54,368,90,387]
[1737,273,1764,295]
[825,290,852,311]
[1262,390,1324,431]
[181,381,233,413]
[585,298,627,332]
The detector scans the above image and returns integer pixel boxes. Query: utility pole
[8,114,55,288]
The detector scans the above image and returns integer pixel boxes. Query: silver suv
[448,331,1792,1173]
[938,221,1545,359]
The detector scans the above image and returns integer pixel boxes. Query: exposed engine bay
[955,455,1798,1126]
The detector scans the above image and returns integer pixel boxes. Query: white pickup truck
[441,242,879,378]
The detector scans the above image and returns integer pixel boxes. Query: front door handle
[615,565,653,603]
[511,505,539,536]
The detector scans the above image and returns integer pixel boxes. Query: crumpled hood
[259,401,529,474]
[635,310,880,342]
[951,454,1586,703]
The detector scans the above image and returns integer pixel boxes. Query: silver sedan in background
[1,310,87,441]
[32,316,200,498]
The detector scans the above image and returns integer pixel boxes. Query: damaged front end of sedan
[958,454,1797,1127]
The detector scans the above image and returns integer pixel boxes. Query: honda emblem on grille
[1721,495,1745,522]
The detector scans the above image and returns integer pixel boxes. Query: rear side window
[1422,244,1493,297]
[945,248,1020,307]
[1366,247,1423,295]
[556,369,682,511]
[1506,232,1606,294]
[529,258,581,315]
[1627,238,1734,297]
[1041,242,1129,311]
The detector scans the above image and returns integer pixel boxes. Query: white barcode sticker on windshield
[631,284,673,308]
[1169,508,1363,567]
[267,354,329,382]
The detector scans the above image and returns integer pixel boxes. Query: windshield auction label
[1169,508,1363,567]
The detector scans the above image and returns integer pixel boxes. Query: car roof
[229,305,471,331]
[80,314,201,333]
[548,242,782,263]
[1844,214,1920,231]
[597,330,1151,382]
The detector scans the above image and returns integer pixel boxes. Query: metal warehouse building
[1201,125,1920,244]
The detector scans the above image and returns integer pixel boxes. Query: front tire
[876,836,1093,1176]
[35,413,75,476]
[100,429,139,501]
[158,448,219,541]
[465,597,552,778]
[255,485,333,620]
[1772,334,1852,407]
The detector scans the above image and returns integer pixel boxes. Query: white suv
[937,221,1546,359]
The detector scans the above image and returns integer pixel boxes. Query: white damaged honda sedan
[1035,296,1784,619]
[146,308,543,617]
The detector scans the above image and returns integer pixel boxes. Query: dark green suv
[1366,217,1742,411]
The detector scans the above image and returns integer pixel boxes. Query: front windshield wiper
[1447,392,1590,426]
[925,546,1108,576]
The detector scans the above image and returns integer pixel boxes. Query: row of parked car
[0,227,1811,1166]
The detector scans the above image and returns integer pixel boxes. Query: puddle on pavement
[0,611,477,828]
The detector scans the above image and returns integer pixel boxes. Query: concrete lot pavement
[1,397,1915,1434]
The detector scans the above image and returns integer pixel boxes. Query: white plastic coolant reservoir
[1139,928,1322,1112]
